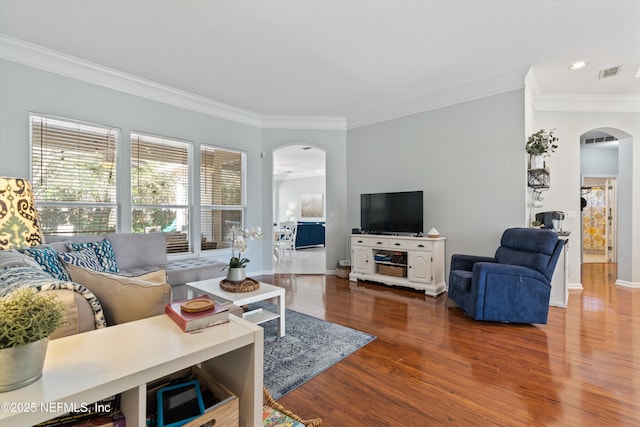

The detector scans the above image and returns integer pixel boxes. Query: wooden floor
[254,263,639,426]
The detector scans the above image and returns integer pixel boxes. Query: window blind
[200,146,245,250]
[131,132,191,253]
[30,114,118,235]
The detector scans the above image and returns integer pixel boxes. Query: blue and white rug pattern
[251,301,376,400]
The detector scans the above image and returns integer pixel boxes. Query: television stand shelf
[349,234,447,296]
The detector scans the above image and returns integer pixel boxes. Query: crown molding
[263,115,346,130]
[3,35,637,132]
[346,68,530,129]
[532,94,640,113]
[525,67,640,113]
[0,35,267,127]
[1,35,345,130]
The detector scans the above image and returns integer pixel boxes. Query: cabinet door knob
[376,241,383,245]
[394,243,401,246]
[418,244,425,248]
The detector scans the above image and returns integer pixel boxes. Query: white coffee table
[186,278,286,337]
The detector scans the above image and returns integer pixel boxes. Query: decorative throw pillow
[58,248,104,271]
[66,264,171,326]
[66,239,119,273]
[18,245,71,281]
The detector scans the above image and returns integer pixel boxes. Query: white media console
[349,234,447,296]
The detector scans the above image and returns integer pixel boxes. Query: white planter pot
[226,267,246,282]
[530,155,545,169]
[0,338,49,392]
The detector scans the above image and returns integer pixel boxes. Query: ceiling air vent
[598,66,621,79]
[583,136,617,144]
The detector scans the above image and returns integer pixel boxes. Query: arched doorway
[579,128,632,279]
[272,145,326,274]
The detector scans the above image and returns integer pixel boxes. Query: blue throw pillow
[66,239,120,273]
[19,245,71,281]
[58,248,105,271]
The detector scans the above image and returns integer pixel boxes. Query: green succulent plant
[0,288,65,349]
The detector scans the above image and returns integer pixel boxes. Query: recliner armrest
[451,254,497,272]
[472,262,550,287]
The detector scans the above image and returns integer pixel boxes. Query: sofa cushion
[67,239,120,273]
[58,248,104,271]
[66,264,171,326]
[164,257,228,286]
[19,245,71,281]
[105,232,167,270]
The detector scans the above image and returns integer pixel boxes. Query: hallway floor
[273,246,326,274]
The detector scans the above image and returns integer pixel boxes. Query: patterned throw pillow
[58,248,104,271]
[19,245,71,281]
[66,239,120,273]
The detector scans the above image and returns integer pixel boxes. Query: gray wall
[347,89,527,274]
[4,56,638,286]
[581,146,618,177]
[0,59,268,273]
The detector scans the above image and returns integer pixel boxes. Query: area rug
[250,301,376,400]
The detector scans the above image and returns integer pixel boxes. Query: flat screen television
[360,191,423,235]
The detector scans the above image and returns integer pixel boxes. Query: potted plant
[223,226,264,282]
[0,288,65,391]
[526,129,558,169]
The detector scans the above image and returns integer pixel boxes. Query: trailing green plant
[0,288,65,349]
[526,129,558,157]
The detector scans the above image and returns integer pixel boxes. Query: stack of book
[165,295,230,332]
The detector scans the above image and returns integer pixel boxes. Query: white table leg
[277,290,285,337]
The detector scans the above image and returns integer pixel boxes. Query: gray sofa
[46,232,228,301]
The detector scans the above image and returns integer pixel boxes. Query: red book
[165,295,229,332]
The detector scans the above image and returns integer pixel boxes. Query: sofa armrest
[451,254,497,272]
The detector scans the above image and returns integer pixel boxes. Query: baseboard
[615,279,640,288]
[568,282,584,290]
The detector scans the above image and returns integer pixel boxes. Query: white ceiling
[1,0,639,129]
[273,145,325,180]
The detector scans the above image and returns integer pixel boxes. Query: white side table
[186,278,286,337]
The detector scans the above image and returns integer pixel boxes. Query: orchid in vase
[225,225,264,271]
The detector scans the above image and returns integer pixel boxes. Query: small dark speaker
[352,228,362,234]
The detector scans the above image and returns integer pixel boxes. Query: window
[200,146,245,251]
[131,132,191,254]
[30,114,118,236]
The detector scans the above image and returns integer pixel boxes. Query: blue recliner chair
[448,228,564,324]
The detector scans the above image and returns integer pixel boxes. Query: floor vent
[598,66,621,79]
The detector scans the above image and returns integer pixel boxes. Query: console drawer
[388,239,433,251]
[352,236,389,248]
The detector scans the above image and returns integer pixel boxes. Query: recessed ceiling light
[569,61,587,70]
